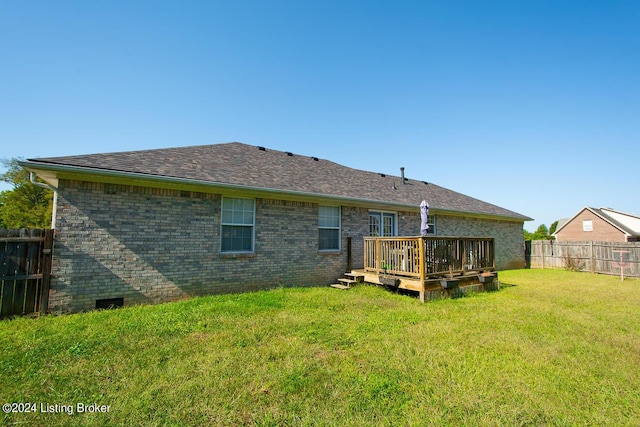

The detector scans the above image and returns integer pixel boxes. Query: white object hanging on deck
[420,200,430,236]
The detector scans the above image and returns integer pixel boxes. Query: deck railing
[364,236,495,279]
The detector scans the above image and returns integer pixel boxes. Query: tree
[549,220,559,235]
[0,158,53,229]
[524,223,555,241]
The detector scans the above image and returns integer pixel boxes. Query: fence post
[590,241,595,274]
[39,229,54,314]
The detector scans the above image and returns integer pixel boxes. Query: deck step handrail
[364,236,495,279]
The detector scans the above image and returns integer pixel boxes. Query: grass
[1,269,639,426]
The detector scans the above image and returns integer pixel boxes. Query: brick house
[553,207,640,243]
[22,142,531,312]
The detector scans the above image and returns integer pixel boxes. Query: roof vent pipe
[400,167,405,184]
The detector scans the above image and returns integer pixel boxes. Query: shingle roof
[25,142,531,221]
[591,208,640,237]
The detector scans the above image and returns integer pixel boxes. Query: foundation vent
[96,298,124,310]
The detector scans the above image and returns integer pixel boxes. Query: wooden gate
[0,229,53,318]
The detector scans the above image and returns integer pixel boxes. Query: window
[369,212,396,236]
[583,220,593,232]
[383,214,394,236]
[369,213,381,236]
[319,206,340,250]
[425,215,436,235]
[221,197,255,252]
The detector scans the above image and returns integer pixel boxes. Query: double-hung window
[425,215,436,235]
[221,197,255,252]
[319,206,340,251]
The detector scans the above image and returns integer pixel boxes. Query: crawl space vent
[96,298,124,310]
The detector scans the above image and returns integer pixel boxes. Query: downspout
[30,172,58,230]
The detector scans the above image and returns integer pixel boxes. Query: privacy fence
[526,240,640,278]
[0,229,53,318]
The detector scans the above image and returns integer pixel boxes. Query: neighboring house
[553,207,640,243]
[21,142,532,313]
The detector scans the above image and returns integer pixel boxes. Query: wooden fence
[0,229,53,318]
[526,240,640,278]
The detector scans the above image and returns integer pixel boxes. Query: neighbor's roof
[554,206,640,237]
[22,142,531,221]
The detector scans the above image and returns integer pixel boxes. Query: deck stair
[330,272,364,290]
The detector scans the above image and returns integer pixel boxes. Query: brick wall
[50,180,525,312]
[342,206,369,270]
[433,214,526,269]
[51,180,367,312]
[394,210,525,270]
[555,210,626,242]
[397,211,421,236]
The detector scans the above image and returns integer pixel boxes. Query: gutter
[29,172,57,230]
[21,160,532,223]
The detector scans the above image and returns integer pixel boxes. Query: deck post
[492,239,496,270]
[462,240,467,275]
[364,238,369,271]
[419,237,426,302]
[376,238,381,273]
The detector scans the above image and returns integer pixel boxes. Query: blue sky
[1,0,638,231]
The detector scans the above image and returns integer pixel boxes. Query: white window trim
[319,205,341,251]
[220,196,256,253]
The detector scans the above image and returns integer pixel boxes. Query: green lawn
[1,269,639,426]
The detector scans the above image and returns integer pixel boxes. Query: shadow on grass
[499,281,517,288]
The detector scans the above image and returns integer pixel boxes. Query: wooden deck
[361,236,497,301]
[344,268,499,301]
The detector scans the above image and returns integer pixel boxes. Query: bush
[563,254,584,272]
